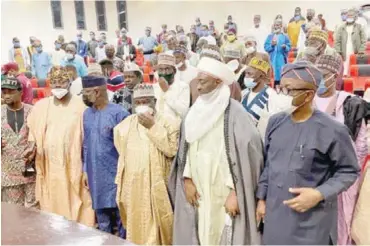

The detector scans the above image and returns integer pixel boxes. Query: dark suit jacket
[116,44,136,61]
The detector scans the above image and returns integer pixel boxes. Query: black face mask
[306,16,313,21]
[82,96,94,107]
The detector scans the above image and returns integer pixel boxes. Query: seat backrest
[343,77,354,93]
[350,64,370,77]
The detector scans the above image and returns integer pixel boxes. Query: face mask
[227,35,236,42]
[66,53,74,60]
[294,15,301,21]
[286,91,308,114]
[176,62,184,68]
[55,43,61,49]
[158,73,175,84]
[135,105,154,114]
[196,21,201,26]
[36,47,43,53]
[51,88,69,99]
[307,16,313,21]
[346,18,354,24]
[317,75,336,96]
[341,15,347,21]
[191,29,196,34]
[244,77,257,89]
[99,42,104,47]
[77,36,82,41]
[13,42,20,48]
[246,46,256,54]
[274,28,282,34]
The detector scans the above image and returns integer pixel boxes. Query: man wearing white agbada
[168,57,264,245]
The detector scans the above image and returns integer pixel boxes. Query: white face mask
[246,46,256,54]
[66,53,74,60]
[244,77,257,89]
[135,105,153,114]
[51,88,69,99]
[176,62,184,68]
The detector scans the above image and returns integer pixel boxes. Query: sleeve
[284,34,291,54]
[316,127,361,201]
[240,43,247,57]
[264,35,274,53]
[82,113,87,173]
[334,28,342,54]
[355,120,367,168]
[31,56,36,76]
[138,38,142,45]
[24,48,30,67]
[27,107,36,143]
[83,42,88,57]
[146,118,180,158]
[164,84,190,119]
[358,25,367,53]
[183,151,192,178]
[47,54,53,73]
[113,126,122,185]
[80,61,88,77]
[116,109,130,125]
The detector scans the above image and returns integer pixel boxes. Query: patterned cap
[173,45,188,55]
[248,57,270,75]
[82,76,107,88]
[281,61,323,86]
[49,66,70,82]
[1,76,22,90]
[315,54,343,75]
[223,46,242,59]
[308,29,328,43]
[124,62,143,74]
[200,44,222,61]
[88,63,103,75]
[157,53,176,68]
[133,84,155,99]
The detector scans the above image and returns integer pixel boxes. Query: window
[74,0,86,30]
[95,0,107,31]
[51,0,63,29]
[116,0,128,30]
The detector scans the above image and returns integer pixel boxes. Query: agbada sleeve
[163,84,190,119]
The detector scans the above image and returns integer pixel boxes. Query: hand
[1,139,6,149]
[281,44,286,49]
[22,146,36,165]
[158,77,169,92]
[271,40,277,46]
[82,173,89,190]
[184,178,200,207]
[256,200,266,223]
[138,112,155,129]
[283,187,324,213]
[224,190,239,217]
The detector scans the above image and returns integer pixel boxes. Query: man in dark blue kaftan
[81,76,129,238]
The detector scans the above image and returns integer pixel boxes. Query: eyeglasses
[276,87,311,96]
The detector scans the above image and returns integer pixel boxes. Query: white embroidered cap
[197,57,236,85]
[124,62,143,75]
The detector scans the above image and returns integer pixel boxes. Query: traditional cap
[309,29,328,43]
[157,53,176,68]
[254,14,261,19]
[82,76,107,88]
[13,37,19,43]
[244,35,257,42]
[2,62,19,75]
[307,9,315,15]
[197,57,235,85]
[315,54,342,75]
[200,44,222,61]
[124,62,143,74]
[173,45,188,55]
[133,84,155,99]
[228,28,236,34]
[223,46,242,59]
[1,76,22,90]
[145,27,152,31]
[99,59,114,66]
[88,63,103,75]
[248,57,270,75]
[49,66,70,82]
[348,8,357,15]
[281,61,323,86]
[108,71,124,85]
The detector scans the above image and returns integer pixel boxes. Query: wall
[1,0,368,64]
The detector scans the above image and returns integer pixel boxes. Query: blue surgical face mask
[294,15,301,21]
[36,47,42,53]
[55,43,61,49]
[346,17,355,24]
[317,74,336,96]
[341,15,347,21]
[13,42,20,48]
[244,77,257,89]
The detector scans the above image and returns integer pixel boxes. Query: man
[27,36,37,63]
[287,7,306,47]
[112,62,142,113]
[222,46,247,91]
[31,40,52,80]
[356,7,368,30]
[318,14,326,30]
[119,28,133,46]
[247,15,269,53]
[154,53,190,121]
[50,39,66,66]
[114,83,178,244]
[27,66,95,227]
[190,44,242,104]
[61,43,88,78]
[209,20,220,43]
[296,9,317,52]
[87,31,98,60]
[198,25,217,45]
[138,27,158,61]
[168,56,263,245]
[241,57,290,138]
[82,75,129,237]
[1,77,36,207]
[335,8,367,75]
[314,54,367,245]
[195,17,203,37]
[241,35,270,70]
[95,38,107,63]
[157,24,168,44]
[335,9,348,33]
[226,15,238,34]
[65,65,82,95]
[256,61,360,245]
[164,33,179,53]
[173,45,198,85]
[76,31,88,65]
[2,62,33,104]
[221,28,246,60]
[116,36,136,63]
[100,32,107,44]
[265,19,291,88]
[99,59,125,102]
[9,37,29,72]
[187,25,199,53]
[105,45,124,72]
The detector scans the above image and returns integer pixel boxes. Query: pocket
[289,145,315,174]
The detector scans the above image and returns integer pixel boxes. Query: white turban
[197,57,235,85]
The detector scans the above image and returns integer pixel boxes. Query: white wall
[1,0,368,64]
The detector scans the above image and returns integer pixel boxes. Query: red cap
[2,62,19,75]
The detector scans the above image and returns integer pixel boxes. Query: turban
[248,57,270,75]
[197,57,235,85]
[315,54,342,75]
[82,76,106,88]
[49,66,70,82]
[133,84,155,99]
[281,61,323,87]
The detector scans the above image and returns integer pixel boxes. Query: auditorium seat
[350,64,370,77]
[349,54,370,65]
[343,77,354,93]
[143,74,150,83]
